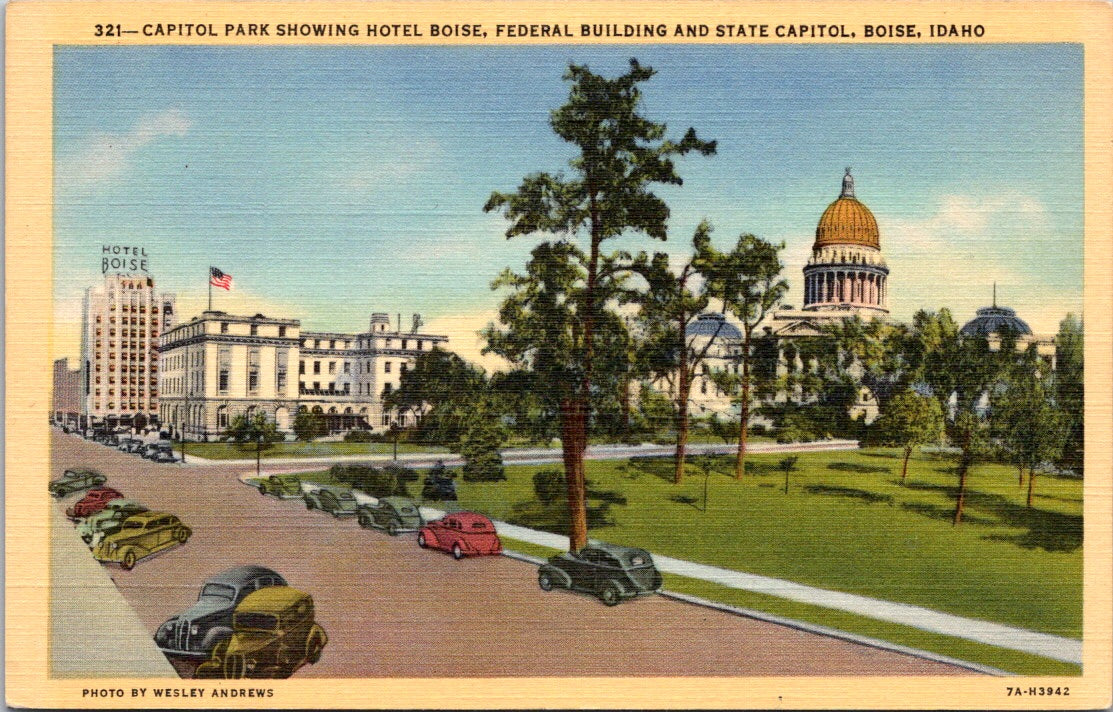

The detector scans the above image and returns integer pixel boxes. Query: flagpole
[208,266,212,312]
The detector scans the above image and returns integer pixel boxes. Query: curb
[500,549,1010,677]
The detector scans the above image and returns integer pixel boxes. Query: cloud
[58,109,191,185]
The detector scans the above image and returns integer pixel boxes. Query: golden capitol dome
[814,169,880,250]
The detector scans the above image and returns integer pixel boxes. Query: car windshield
[122,520,144,529]
[339,493,354,501]
[399,506,415,514]
[471,522,489,530]
[234,612,278,631]
[200,583,237,601]
[627,553,652,567]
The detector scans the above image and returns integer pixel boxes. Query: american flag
[209,267,233,291]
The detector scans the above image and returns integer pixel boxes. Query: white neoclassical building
[158,310,447,440]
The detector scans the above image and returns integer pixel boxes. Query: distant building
[157,310,448,439]
[80,275,176,430]
[959,292,1056,369]
[52,358,81,426]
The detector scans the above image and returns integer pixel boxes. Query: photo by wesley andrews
[46,41,1084,684]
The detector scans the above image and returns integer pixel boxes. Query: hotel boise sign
[102,245,150,275]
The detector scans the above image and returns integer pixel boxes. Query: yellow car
[195,586,327,679]
[92,511,192,570]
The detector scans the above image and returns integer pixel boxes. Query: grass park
[293,445,1081,674]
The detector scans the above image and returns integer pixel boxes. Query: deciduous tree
[874,389,944,482]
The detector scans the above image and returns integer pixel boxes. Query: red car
[417,512,502,560]
[66,486,123,519]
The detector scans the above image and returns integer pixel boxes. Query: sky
[53,44,1083,369]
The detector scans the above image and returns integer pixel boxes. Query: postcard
[5,0,1112,708]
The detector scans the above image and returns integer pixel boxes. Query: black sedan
[537,542,663,606]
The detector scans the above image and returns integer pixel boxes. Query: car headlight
[190,624,200,635]
[109,542,118,552]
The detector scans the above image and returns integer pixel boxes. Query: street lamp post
[391,421,401,461]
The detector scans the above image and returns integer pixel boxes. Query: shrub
[459,416,506,482]
[343,429,373,442]
[292,412,328,441]
[533,469,565,505]
[329,464,409,498]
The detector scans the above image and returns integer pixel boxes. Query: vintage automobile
[77,498,148,546]
[256,475,303,499]
[49,469,107,498]
[154,565,289,659]
[124,438,148,454]
[194,586,327,679]
[92,511,192,570]
[537,542,663,606]
[417,511,501,559]
[356,496,424,536]
[151,444,181,463]
[141,442,161,459]
[65,486,124,519]
[116,437,141,452]
[304,486,360,517]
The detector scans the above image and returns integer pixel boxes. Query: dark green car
[49,469,107,498]
[257,475,303,499]
[538,542,663,606]
[304,486,360,518]
[356,497,424,536]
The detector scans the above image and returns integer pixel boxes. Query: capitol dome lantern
[802,169,890,315]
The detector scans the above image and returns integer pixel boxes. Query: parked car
[304,487,360,517]
[77,498,148,546]
[193,586,327,679]
[421,465,457,501]
[418,511,501,559]
[537,542,663,606]
[257,475,303,499]
[92,511,192,570]
[356,496,424,536]
[116,437,140,452]
[123,438,147,454]
[95,431,119,447]
[152,444,180,463]
[141,443,161,459]
[154,566,288,659]
[65,486,124,519]
[49,469,107,498]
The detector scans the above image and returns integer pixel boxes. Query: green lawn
[177,441,449,460]
[453,447,1082,643]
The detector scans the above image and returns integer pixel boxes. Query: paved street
[52,431,973,678]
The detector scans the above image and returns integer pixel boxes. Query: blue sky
[53,44,1083,366]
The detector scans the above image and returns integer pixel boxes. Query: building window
[247,348,260,393]
[313,381,320,391]
[279,326,286,337]
[217,407,229,429]
[343,361,350,374]
[418,341,424,350]
[313,361,321,374]
[276,350,288,394]
[400,363,408,376]
[328,361,336,374]
[220,322,228,333]
[329,339,336,349]
[384,362,392,373]
[250,324,258,336]
[402,339,408,349]
[299,360,305,375]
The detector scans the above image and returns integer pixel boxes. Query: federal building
[157,310,448,440]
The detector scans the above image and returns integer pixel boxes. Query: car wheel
[176,527,189,543]
[538,572,553,591]
[306,499,315,510]
[600,581,621,607]
[122,550,137,571]
[357,512,372,529]
[387,521,399,537]
[305,632,325,664]
[223,652,246,679]
[81,533,92,544]
[452,543,464,560]
[417,532,428,548]
[258,486,267,495]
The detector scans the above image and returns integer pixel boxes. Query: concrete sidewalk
[181,438,859,466]
[50,503,177,677]
[480,519,1082,666]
